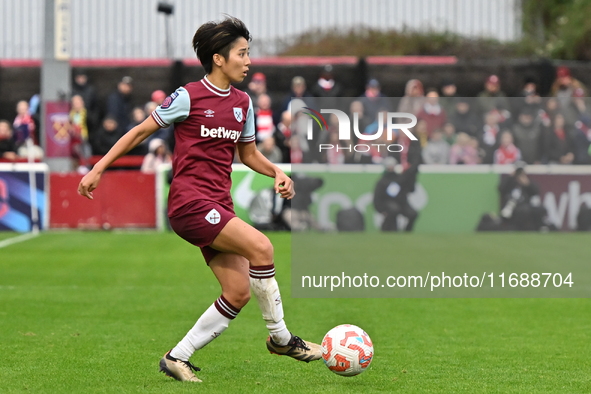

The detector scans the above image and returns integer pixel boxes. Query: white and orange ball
[321,324,374,376]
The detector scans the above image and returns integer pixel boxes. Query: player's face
[222,37,251,83]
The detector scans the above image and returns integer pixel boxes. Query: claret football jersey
[151,75,255,217]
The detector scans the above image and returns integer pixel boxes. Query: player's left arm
[236,94,294,199]
[237,141,293,199]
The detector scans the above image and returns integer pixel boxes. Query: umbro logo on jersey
[205,109,215,117]
[201,125,241,142]
[205,209,221,225]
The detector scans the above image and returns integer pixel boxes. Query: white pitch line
[0,232,40,249]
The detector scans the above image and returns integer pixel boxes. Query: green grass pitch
[1,231,590,393]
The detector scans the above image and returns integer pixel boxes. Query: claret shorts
[168,200,236,264]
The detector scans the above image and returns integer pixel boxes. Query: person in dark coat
[373,157,419,232]
[498,162,548,231]
[106,76,134,130]
[91,116,124,155]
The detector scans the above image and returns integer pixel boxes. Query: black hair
[192,16,251,74]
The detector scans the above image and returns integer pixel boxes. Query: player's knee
[252,235,273,264]
[227,288,251,309]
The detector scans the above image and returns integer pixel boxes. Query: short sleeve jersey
[151,76,255,217]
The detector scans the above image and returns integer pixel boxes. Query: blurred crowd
[282,65,591,167]
[2,64,591,170]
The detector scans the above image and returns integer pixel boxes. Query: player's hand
[78,170,102,200]
[274,171,295,200]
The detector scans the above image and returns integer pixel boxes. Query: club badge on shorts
[205,209,221,225]
[233,107,243,122]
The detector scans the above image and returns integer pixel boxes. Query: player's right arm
[78,87,190,200]
[78,116,160,199]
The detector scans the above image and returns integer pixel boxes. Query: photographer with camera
[498,162,549,231]
[373,157,419,232]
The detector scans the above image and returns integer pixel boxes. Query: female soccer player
[78,16,321,383]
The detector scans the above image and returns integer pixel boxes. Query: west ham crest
[233,107,243,122]
[205,209,221,225]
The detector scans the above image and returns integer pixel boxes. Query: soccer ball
[321,324,374,376]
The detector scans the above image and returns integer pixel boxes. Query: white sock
[170,295,240,361]
[249,264,292,346]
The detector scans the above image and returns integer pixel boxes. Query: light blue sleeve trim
[152,87,190,127]
[239,95,256,142]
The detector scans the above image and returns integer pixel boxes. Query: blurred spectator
[562,87,590,127]
[359,78,390,122]
[511,106,543,164]
[106,76,134,130]
[151,90,166,106]
[255,94,275,142]
[0,120,18,161]
[311,65,342,109]
[494,131,521,165]
[27,94,42,142]
[363,109,391,161]
[275,110,291,163]
[478,74,510,114]
[571,88,591,122]
[290,133,303,164]
[281,76,315,114]
[70,95,89,142]
[479,110,503,164]
[442,122,457,146]
[449,132,480,165]
[92,116,124,155]
[363,119,393,165]
[395,132,423,171]
[129,106,147,130]
[449,98,480,138]
[543,97,560,120]
[144,101,158,117]
[414,119,429,148]
[513,76,543,116]
[291,109,313,163]
[326,131,346,165]
[141,138,172,174]
[422,129,450,164]
[72,69,99,132]
[349,100,371,145]
[521,76,538,97]
[397,79,424,115]
[573,120,591,164]
[364,109,388,136]
[320,113,342,163]
[121,106,151,156]
[416,88,447,138]
[551,66,587,110]
[543,113,574,164]
[440,78,458,115]
[373,157,419,232]
[247,72,267,110]
[257,137,282,163]
[13,100,36,148]
[69,94,92,171]
[499,163,549,231]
